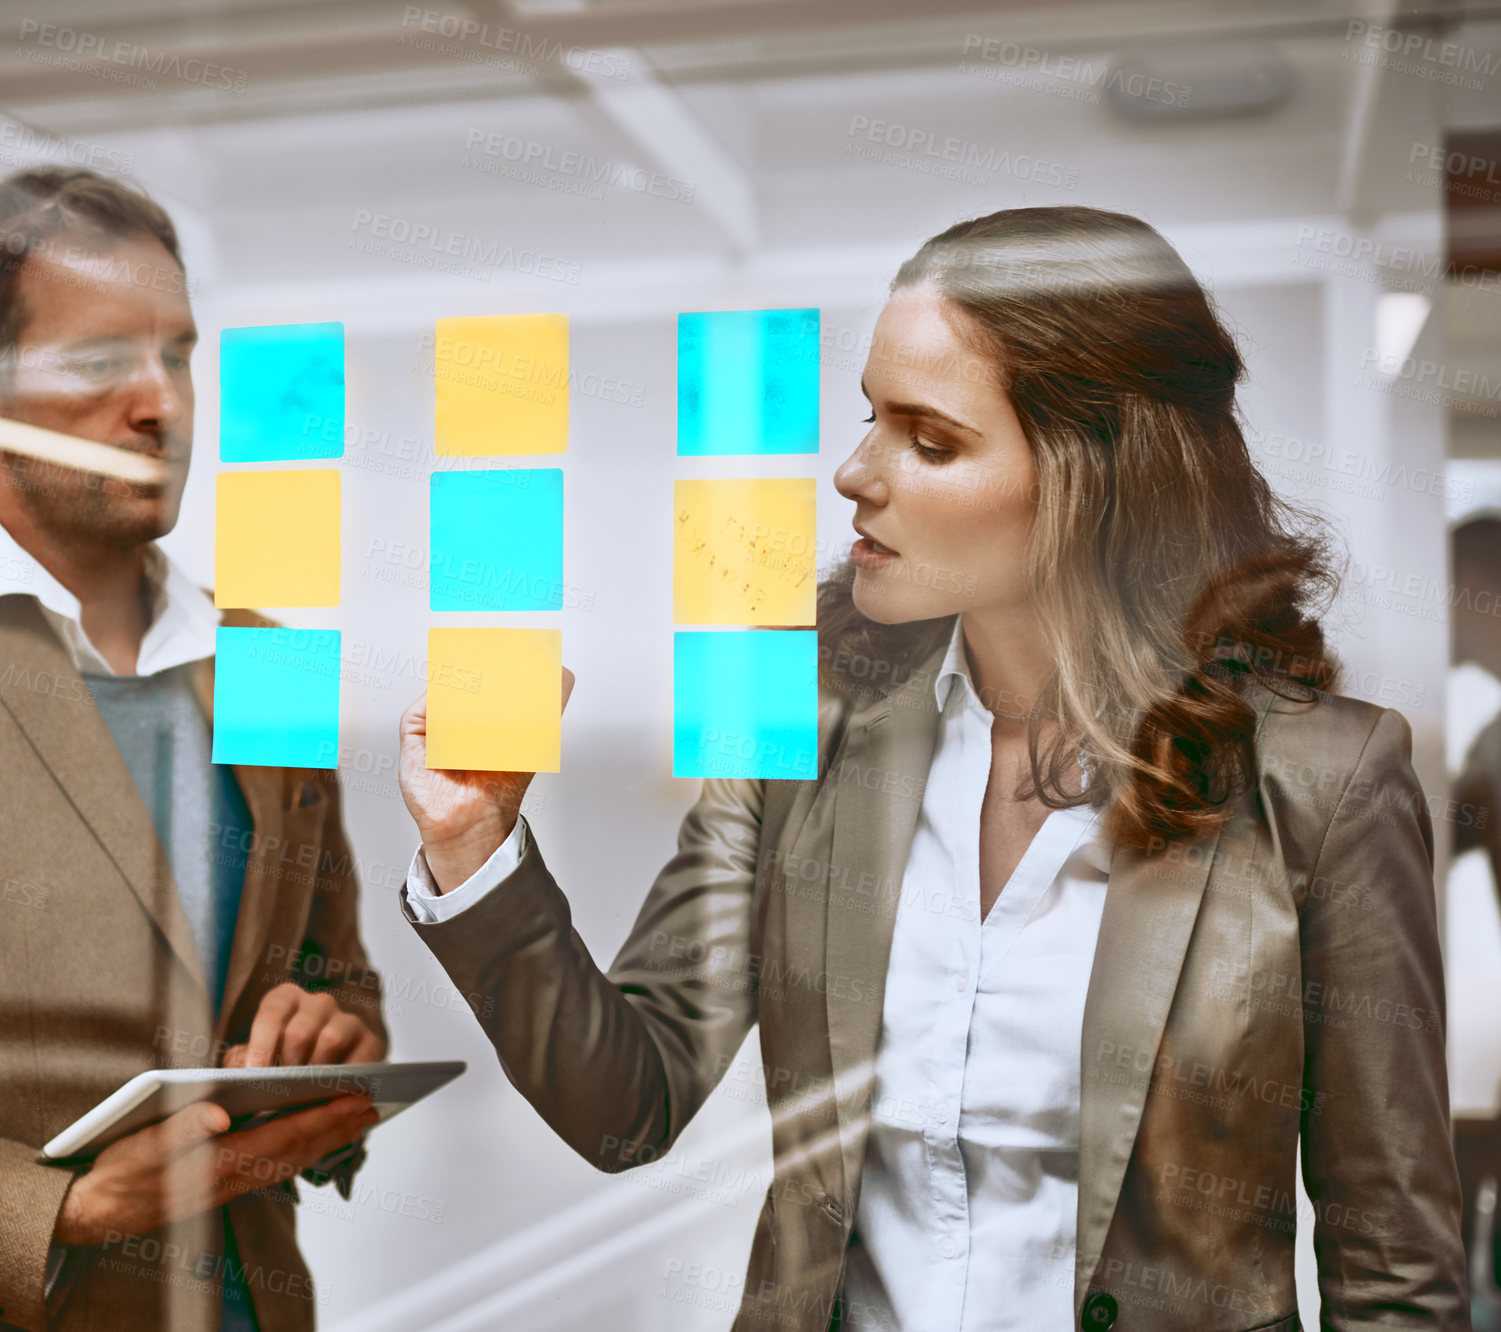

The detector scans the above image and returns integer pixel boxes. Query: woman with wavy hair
[395,206,1469,1331]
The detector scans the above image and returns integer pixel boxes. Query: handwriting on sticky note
[673,477,816,626]
[675,505,817,619]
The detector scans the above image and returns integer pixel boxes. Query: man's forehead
[14,232,193,338]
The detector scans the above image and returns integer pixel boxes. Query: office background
[5,0,1501,1326]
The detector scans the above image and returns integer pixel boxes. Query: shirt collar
[1070,803,1113,876]
[934,613,1112,875]
[0,519,219,677]
[933,614,976,714]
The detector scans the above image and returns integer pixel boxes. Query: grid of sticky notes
[673,309,819,780]
[209,307,820,780]
[213,322,346,768]
[426,316,568,772]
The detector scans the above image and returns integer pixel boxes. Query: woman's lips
[852,536,899,568]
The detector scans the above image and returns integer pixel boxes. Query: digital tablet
[38,1060,467,1163]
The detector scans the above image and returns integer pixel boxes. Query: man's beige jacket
[406,633,1470,1331]
[0,598,386,1332]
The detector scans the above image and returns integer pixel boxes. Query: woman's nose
[834,435,888,504]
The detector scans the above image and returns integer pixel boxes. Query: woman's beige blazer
[405,633,1470,1331]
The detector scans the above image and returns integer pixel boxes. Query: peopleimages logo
[1358,346,1501,407]
[844,114,1078,190]
[348,210,582,285]
[16,20,249,93]
[0,122,134,175]
[1293,223,1501,297]
[958,35,1192,107]
[1344,20,1499,90]
[461,129,696,204]
[399,7,632,80]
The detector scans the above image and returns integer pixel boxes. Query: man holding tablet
[0,167,387,1331]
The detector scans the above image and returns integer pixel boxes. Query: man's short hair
[0,165,184,363]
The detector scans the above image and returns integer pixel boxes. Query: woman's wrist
[422,813,517,894]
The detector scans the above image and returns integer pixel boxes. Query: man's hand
[53,1096,379,1247]
[397,668,575,893]
[222,982,385,1070]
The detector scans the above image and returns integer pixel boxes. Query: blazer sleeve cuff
[0,1139,78,1332]
[402,816,530,925]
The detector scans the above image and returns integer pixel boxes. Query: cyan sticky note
[220,322,345,462]
[211,627,341,769]
[430,469,563,611]
[673,630,818,779]
[677,308,820,455]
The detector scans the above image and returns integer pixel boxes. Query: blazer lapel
[823,643,945,1199]
[1072,820,1223,1316]
[0,597,207,994]
[1073,682,1283,1317]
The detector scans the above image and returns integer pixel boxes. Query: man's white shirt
[0,521,218,674]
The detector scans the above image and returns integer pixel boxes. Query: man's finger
[561,666,575,712]
[309,1013,368,1065]
[347,1025,385,1065]
[244,984,301,1068]
[300,1099,381,1162]
[149,1100,233,1158]
[278,993,338,1066]
[216,1096,376,1189]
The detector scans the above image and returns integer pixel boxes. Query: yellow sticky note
[426,628,562,772]
[215,470,340,608]
[434,314,569,456]
[673,478,816,626]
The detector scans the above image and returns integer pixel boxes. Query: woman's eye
[861,410,949,462]
[908,436,950,463]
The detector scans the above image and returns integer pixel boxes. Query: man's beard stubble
[1,452,183,549]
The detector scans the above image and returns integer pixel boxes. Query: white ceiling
[4,0,1499,276]
[6,0,1501,454]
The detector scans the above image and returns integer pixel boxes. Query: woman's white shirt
[840,615,1110,1331]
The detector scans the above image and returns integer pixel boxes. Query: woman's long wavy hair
[819,206,1345,855]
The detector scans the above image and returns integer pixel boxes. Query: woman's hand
[397,667,575,893]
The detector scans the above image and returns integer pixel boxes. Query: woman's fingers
[399,692,429,740]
